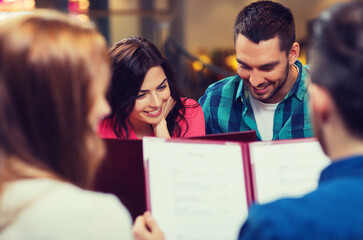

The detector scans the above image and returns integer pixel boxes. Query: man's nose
[249,70,265,88]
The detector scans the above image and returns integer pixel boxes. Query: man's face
[235,34,294,104]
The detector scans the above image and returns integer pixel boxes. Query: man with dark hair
[199,1,313,140]
[239,2,363,239]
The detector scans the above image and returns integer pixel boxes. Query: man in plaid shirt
[199,1,313,141]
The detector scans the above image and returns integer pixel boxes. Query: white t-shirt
[0,178,134,240]
[248,91,279,140]
[247,64,299,140]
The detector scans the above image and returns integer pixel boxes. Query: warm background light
[68,0,89,13]
[192,54,211,72]
[0,0,34,11]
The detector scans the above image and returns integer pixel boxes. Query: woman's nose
[149,92,161,107]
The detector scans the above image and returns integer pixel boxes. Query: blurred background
[0,0,355,100]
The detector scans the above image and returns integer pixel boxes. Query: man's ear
[288,42,300,65]
[309,83,332,123]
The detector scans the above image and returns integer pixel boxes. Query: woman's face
[129,65,171,128]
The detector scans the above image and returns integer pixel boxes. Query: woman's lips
[145,107,162,117]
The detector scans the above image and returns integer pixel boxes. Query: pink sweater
[98,98,205,139]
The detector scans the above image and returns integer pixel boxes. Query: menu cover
[143,137,251,240]
[142,137,330,240]
[93,131,257,221]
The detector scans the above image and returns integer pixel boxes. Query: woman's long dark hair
[108,36,190,138]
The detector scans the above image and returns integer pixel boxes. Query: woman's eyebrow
[138,89,149,93]
[157,78,167,87]
[138,78,167,93]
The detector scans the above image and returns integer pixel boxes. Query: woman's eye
[136,93,146,99]
[157,85,167,90]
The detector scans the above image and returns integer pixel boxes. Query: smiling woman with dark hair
[98,36,205,139]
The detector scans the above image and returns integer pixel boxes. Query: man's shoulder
[203,75,241,96]
[240,178,363,239]
[240,196,322,240]
[294,60,310,81]
[296,62,310,86]
[301,64,310,79]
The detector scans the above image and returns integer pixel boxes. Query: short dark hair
[234,0,296,54]
[107,36,189,138]
[308,2,363,137]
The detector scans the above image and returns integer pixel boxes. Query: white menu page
[143,137,249,240]
[249,140,331,204]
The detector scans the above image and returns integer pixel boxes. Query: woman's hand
[133,211,165,240]
[152,97,175,138]
[162,96,176,119]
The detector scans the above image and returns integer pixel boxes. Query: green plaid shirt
[199,60,313,141]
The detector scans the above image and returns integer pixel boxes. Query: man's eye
[239,65,251,70]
